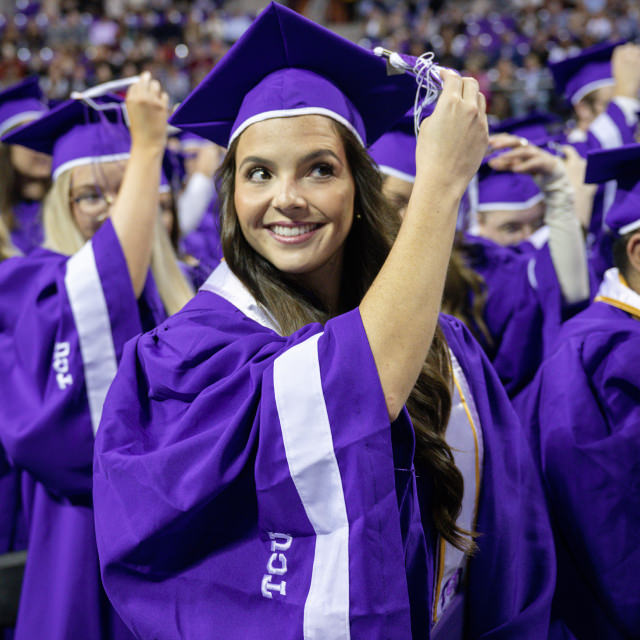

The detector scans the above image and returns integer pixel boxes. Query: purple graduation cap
[585,142,640,236]
[2,94,131,180]
[490,111,563,143]
[0,76,48,138]
[476,157,543,213]
[368,111,416,183]
[169,2,416,148]
[549,41,621,105]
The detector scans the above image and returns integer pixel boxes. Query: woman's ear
[625,231,640,280]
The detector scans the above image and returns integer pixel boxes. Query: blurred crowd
[1,0,640,121]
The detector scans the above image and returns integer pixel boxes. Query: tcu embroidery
[261,532,292,599]
[53,342,73,390]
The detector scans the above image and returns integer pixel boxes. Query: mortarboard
[585,143,640,236]
[368,111,416,183]
[490,111,563,144]
[169,2,416,148]
[0,77,48,138]
[2,95,131,180]
[476,156,543,213]
[549,41,621,105]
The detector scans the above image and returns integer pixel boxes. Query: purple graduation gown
[562,100,638,287]
[180,193,223,267]
[463,233,564,400]
[520,295,640,639]
[0,219,166,640]
[93,263,554,639]
[8,200,43,255]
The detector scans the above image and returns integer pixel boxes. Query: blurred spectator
[0,0,639,119]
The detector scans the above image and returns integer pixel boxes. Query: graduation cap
[169,2,416,148]
[490,111,563,143]
[585,143,640,236]
[549,41,621,105]
[476,155,543,213]
[2,94,131,180]
[368,110,416,183]
[0,77,48,138]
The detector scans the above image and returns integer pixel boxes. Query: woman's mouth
[266,223,322,244]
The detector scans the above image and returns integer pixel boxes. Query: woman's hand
[125,71,169,154]
[487,133,559,176]
[415,69,489,195]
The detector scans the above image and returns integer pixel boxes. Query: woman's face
[69,161,126,240]
[10,144,51,180]
[234,115,355,297]
[477,201,545,246]
[382,174,413,219]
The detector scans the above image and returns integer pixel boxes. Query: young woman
[93,5,554,639]
[0,77,51,254]
[0,74,193,640]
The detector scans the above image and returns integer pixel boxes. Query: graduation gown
[563,98,639,286]
[520,268,640,639]
[463,232,564,400]
[8,200,43,254]
[0,219,166,640]
[93,261,554,639]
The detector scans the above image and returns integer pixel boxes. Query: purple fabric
[0,77,47,136]
[548,41,619,104]
[563,100,638,286]
[2,98,131,179]
[585,142,640,235]
[440,315,555,638]
[93,292,427,639]
[92,275,554,638]
[477,171,541,210]
[0,219,165,640]
[180,194,224,266]
[519,301,640,639]
[368,129,416,179]
[462,234,564,399]
[9,200,43,254]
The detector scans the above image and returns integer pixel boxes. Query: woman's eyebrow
[237,155,273,170]
[300,149,342,165]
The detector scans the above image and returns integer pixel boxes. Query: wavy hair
[217,119,475,552]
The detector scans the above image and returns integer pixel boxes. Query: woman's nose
[272,178,306,212]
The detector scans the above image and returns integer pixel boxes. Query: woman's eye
[310,163,334,178]
[247,167,271,182]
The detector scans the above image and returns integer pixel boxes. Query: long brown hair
[0,142,18,230]
[218,118,474,552]
[443,235,492,346]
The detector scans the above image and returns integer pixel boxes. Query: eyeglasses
[70,190,115,218]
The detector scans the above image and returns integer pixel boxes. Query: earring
[356,213,362,220]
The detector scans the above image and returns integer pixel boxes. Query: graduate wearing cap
[0,74,193,640]
[519,143,640,639]
[93,5,554,639]
[0,77,51,254]
[550,41,640,285]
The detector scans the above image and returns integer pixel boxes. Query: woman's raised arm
[360,70,489,419]
[109,72,169,297]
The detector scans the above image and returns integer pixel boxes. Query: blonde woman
[0,74,193,640]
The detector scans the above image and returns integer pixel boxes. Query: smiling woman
[92,4,555,640]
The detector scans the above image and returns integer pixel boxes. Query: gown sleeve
[0,219,142,498]
[441,316,556,639]
[521,312,640,639]
[93,297,421,640]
